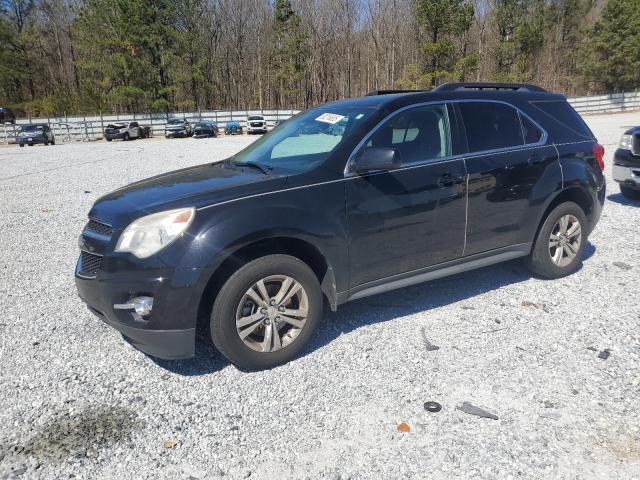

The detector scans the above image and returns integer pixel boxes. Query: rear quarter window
[529,100,593,141]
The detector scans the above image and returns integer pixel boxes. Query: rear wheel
[123,132,130,141]
[51,137,55,145]
[620,184,640,200]
[211,254,322,370]
[19,144,24,148]
[527,201,587,278]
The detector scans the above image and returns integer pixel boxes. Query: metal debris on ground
[613,261,633,271]
[420,327,440,351]
[456,402,499,420]
[424,401,442,413]
[598,349,611,360]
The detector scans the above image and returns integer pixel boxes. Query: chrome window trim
[344,99,549,176]
[197,101,551,212]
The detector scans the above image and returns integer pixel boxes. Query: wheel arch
[196,236,337,337]
[531,185,595,251]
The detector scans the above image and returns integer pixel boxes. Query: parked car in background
[193,121,219,138]
[247,115,267,134]
[613,127,640,199]
[165,119,192,138]
[76,82,605,370]
[104,122,150,141]
[17,124,55,147]
[225,121,243,135]
[0,107,16,124]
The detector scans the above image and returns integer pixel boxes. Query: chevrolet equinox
[76,82,605,370]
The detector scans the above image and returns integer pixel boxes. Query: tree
[272,0,308,107]
[401,0,477,88]
[577,0,640,92]
[492,0,545,82]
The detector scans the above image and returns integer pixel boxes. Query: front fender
[171,180,349,293]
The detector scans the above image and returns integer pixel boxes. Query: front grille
[632,133,640,156]
[79,251,102,276]
[85,219,113,236]
[250,122,263,127]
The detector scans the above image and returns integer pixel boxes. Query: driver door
[346,103,467,288]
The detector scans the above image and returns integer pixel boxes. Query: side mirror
[354,147,402,173]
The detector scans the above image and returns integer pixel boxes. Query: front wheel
[211,255,322,370]
[123,132,130,141]
[620,184,640,200]
[527,201,587,279]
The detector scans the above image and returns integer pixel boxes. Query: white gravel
[0,116,639,480]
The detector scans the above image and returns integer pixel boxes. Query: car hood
[89,161,287,228]
[165,124,187,130]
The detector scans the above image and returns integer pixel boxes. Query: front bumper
[75,257,203,359]
[18,136,46,145]
[612,164,640,187]
[248,126,267,133]
[105,132,125,140]
[165,130,189,138]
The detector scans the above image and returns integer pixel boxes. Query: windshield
[231,106,374,174]
[168,119,184,125]
[248,116,264,121]
[20,125,44,132]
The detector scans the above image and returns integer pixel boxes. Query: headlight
[619,134,633,150]
[115,207,195,258]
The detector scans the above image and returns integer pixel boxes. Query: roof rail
[433,82,547,93]
[365,89,428,96]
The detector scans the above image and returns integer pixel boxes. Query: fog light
[114,296,153,317]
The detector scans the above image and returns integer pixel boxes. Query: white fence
[2,91,640,144]
[0,109,299,144]
[568,91,640,114]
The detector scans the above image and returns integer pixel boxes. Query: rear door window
[520,113,543,144]
[458,102,524,152]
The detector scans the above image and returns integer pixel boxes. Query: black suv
[75,83,605,370]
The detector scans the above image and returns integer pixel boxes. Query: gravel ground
[0,115,639,480]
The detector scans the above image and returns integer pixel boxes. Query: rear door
[346,103,467,288]
[455,101,559,255]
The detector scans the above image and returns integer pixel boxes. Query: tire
[123,132,130,141]
[527,201,587,279]
[51,137,55,145]
[620,184,640,200]
[19,144,24,148]
[211,254,322,370]
[44,140,49,146]
[106,138,112,142]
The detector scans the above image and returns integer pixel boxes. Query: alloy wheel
[548,214,581,267]
[235,275,309,353]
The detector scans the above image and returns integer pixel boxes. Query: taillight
[593,143,605,172]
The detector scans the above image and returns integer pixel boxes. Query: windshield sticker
[315,113,346,124]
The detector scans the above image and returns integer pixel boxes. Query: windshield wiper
[234,161,273,175]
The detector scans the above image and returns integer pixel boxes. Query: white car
[613,127,640,199]
[247,115,267,134]
[104,122,150,141]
